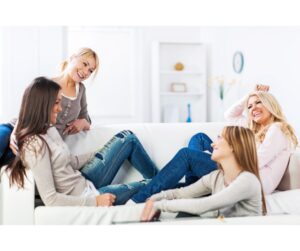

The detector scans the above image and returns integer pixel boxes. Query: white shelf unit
[151,41,207,123]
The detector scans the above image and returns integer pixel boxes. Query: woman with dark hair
[6,77,158,206]
[1,47,99,167]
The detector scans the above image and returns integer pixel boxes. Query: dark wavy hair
[6,77,61,188]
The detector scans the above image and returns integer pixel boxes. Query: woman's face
[211,131,233,162]
[67,55,96,83]
[247,95,272,126]
[51,91,62,124]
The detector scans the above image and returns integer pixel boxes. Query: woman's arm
[150,171,216,201]
[70,152,95,170]
[257,123,290,168]
[153,173,260,216]
[23,137,96,206]
[224,95,248,126]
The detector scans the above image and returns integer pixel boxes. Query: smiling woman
[0,47,100,168]
[224,85,298,195]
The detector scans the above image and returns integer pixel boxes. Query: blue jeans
[131,132,217,203]
[0,123,15,167]
[80,130,159,205]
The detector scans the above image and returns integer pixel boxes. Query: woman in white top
[141,126,267,221]
[224,85,298,194]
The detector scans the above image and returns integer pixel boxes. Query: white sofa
[1,122,300,225]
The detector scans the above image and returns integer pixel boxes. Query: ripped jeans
[80,130,159,205]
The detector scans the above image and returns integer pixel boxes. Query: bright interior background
[0,26,299,136]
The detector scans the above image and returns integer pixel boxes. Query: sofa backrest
[64,122,300,190]
[65,122,226,183]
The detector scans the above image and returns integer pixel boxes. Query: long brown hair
[222,126,267,215]
[247,91,298,146]
[6,77,61,188]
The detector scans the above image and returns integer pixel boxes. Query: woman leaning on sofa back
[0,47,99,168]
[224,84,298,194]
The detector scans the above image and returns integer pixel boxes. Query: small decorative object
[232,51,244,74]
[186,103,192,123]
[171,82,187,92]
[174,62,184,71]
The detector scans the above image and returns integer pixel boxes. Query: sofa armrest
[0,169,35,224]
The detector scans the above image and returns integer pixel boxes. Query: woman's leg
[0,123,14,167]
[131,147,217,203]
[188,132,213,152]
[80,130,158,188]
[98,179,151,205]
[185,132,214,185]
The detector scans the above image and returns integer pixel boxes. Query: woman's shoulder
[238,171,261,187]
[267,122,288,137]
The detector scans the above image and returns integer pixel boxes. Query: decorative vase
[186,103,192,123]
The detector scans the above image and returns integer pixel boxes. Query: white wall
[202,27,300,136]
[0,27,64,122]
[1,26,300,137]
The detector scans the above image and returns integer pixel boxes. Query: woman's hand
[96,193,116,207]
[140,199,161,222]
[63,119,90,135]
[255,84,269,92]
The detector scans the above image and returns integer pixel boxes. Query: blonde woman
[141,126,266,221]
[1,48,99,167]
[224,85,298,194]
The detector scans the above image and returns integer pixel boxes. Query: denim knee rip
[93,130,135,163]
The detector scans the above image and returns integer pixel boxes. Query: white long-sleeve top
[22,126,97,206]
[151,170,262,217]
[224,96,293,194]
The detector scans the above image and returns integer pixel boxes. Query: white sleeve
[23,137,96,207]
[150,171,216,201]
[154,173,260,216]
[70,152,95,170]
[257,124,290,168]
[224,95,248,126]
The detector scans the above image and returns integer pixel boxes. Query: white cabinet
[151,41,207,123]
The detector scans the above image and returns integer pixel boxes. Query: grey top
[55,83,91,137]
[22,126,96,207]
[151,170,263,217]
[9,82,91,137]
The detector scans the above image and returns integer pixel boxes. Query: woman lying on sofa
[6,77,158,206]
[130,85,298,203]
[140,126,267,221]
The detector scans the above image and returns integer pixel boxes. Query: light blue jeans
[80,130,159,205]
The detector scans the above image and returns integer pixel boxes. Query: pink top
[224,96,293,194]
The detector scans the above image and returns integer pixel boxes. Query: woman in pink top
[224,85,298,194]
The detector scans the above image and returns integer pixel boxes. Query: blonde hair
[222,126,267,215]
[60,47,100,78]
[247,91,298,146]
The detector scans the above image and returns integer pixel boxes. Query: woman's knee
[177,147,190,157]
[115,130,137,142]
[190,132,210,141]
